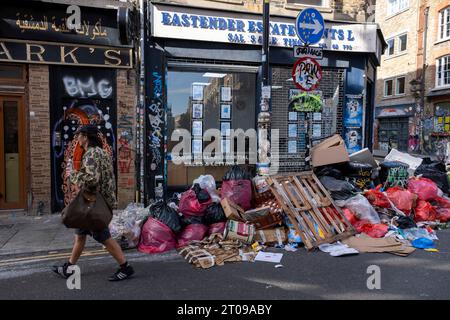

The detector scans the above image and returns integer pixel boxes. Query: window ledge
[385,7,410,21]
[382,94,409,100]
[434,38,450,46]
[384,51,409,61]
[432,85,450,91]
[284,3,333,13]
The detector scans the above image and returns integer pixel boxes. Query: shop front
[143,2,385,201]
[0,0,136,213]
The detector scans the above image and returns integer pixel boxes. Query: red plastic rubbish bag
[408,177,439,201]
[221,180,253,211]
[414,200,437,222]
[365,185,391,208]
[435,208,450,222]
[138,217,176,254]
[431,196,450,208]
[386,187,416,215]
[178,189,212,217]
[208,222,226,236]
[353,220,389,238]
[176,224,209,248]
[342,207,358,225]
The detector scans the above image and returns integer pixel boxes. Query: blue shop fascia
[143,2,386,200]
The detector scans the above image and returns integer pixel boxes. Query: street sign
[293,45,323,60]
[292,57,323,92]
[262,85,271,99]
[295,8,325,45]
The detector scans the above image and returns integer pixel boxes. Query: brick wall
[271,66,344,173]
[28,64,51,213]
[116,69,137,208]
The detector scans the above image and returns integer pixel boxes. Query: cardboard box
[254,227,288,245]
[310,134,350,167]
[242,206,283,230]
[349,148,379,168]
[223,220,255,244]
[220,198,245,221]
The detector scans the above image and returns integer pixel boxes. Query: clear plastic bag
[343,194,381,224]
[193,175,220,203]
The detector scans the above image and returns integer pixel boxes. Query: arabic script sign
[0,1,126,47]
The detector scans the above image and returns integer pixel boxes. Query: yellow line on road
[0,249,108,267]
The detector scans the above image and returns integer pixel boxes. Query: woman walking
[53,124,134,281]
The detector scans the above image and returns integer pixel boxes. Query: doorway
[0,96,26,209]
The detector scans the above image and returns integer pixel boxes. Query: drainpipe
[257,0,271,175]
[420,6,429,153]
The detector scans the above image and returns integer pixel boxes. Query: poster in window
[288,124,297,137]
[221,122,231,136]
[313,113,322,121]
[288,141,297,154]
[221,139,231,153]
[313,124,322,137]
[221,86,232,102]
[192,84,204,101]
[344,127,362,154]
[192,120,203,137]
[192,139,202,154]
[288,112,298,121]
[344,94,363,127]
[192,103,203,119]
[221,104,231,119]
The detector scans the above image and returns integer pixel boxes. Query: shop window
[436,55,450,88]
[396,76,406,95]
[378,117,409,151]
[439,6,450,41]
[0,64,25,84]
[386,38,395,56]
[387,0,409,17]
[434,102,450,133]
[286,0,329,7]
[398,34,407,52]
[167,67,256,188]
[384,79,394,96]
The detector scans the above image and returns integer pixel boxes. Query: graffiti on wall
[118,101,134,174]
[147,71,164,171]
[51,67,116,211]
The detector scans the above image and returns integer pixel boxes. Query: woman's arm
[70,149,100,188]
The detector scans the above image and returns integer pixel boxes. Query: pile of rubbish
[109,135,450,268]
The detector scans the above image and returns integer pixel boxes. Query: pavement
[0,212,101,257]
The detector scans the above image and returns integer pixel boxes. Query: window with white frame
[398,34,407,52]
[387,0,409,16]
[396,76,406,95]
[387,38,395,56]
[384,79,394,96]
[436,55,450,88]
[286,0,330,7]
[439,6,450,40]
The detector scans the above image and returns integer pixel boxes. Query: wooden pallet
[266,172,355,250]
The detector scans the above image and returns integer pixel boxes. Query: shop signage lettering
[0,2,126,47]
[292,57,323,92]
[152,5,378,53]
[0,39,132,68]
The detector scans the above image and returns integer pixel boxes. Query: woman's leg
[69,234,87,265]
[102,238,127,265]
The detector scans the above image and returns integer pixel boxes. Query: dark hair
[78,124,103,148]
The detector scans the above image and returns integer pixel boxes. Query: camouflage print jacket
[70,146,117,209]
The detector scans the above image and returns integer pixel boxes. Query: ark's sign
[0,39,132,68]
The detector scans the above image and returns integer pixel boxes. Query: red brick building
[0,0,138,213]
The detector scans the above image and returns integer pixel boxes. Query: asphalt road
[0,230,449,300]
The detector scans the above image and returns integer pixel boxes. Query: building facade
[374,0,450,156]
[0,0,139,213]
[143,0,385,201]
